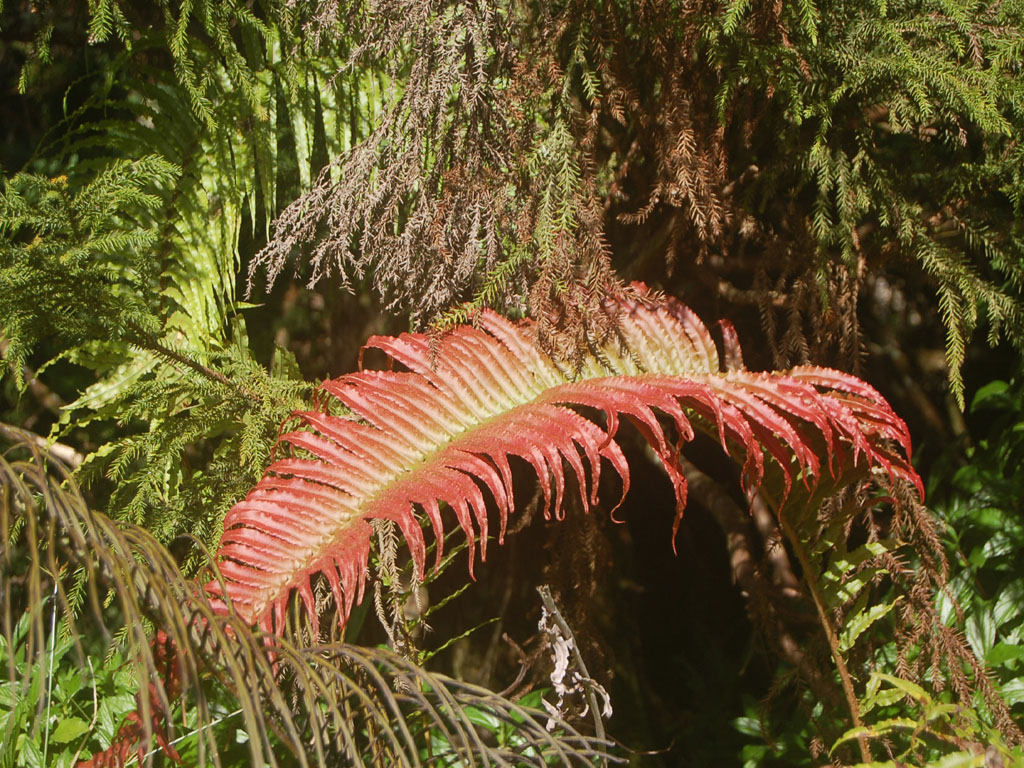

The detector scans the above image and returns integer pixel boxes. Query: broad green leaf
[986,641,1024,667]
[462,706,502,732]
[868,673,929,704]
[992,582,1024,627]
[49,717,91,745]
[1000,678,1024,706]
[970,380,1010,411]
[96,693,137,746]
[919,752,984,768]
[966,610,997,658]
[733,715,763,738]
[20,735,44,768]
[860,686,910,716]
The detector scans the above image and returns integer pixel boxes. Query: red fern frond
[208,287,920,634]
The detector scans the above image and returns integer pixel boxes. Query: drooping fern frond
[251,0,625,351]
[0,155,313,554]
[210,286,921,635]
[0,428,616,767]
[2,10,369,549]
[0,159,177,385]
[710,0,1024,398]
[19,1,270,127]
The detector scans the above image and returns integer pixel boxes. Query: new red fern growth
[83,287,921,766]
[207,286,920,636]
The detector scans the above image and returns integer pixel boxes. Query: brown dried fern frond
[251,1,526,323]
[0,428,618,767]
[251,0,621,354]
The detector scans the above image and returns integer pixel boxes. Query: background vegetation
[1,0,1022,765]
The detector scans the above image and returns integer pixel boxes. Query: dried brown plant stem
[749,493,801,595]
[496,632,530,698]
[778,514,871,764]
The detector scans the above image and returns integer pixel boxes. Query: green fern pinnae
[0,162,173,387]
[209,286,920,636]
[1,109,323,545]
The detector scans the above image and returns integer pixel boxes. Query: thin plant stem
[42,583,58,766]
[125,321,258,401]
[779,514,872,764]
[140,708,244,760]
[68,657,99,766]
[537,585,608,767]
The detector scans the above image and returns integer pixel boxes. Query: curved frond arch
[211,287,921,635]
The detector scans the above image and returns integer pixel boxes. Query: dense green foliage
[1,0,1023,765]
